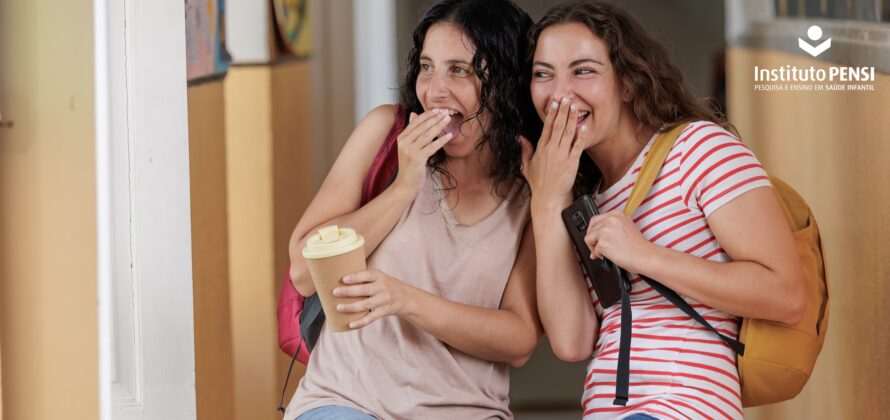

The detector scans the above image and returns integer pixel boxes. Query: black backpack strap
[643,276,745,355]
[276,338,304,413]
[611,272,746,407]
[299,293,325,352]
[276,293,325,413]
[613,268,634,406]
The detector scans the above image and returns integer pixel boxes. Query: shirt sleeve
[677,122,772,218]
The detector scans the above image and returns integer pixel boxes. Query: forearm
[640,245,803,323]
[532,200,598,361]
[289,185,416,295]
[400,286,538,366]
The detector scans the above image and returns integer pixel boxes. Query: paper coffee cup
[302,225,368,332]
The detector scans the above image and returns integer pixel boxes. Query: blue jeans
[623,414,659,420]
[296,406,377,420]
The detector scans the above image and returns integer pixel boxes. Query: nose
[428,71,450,102]
[551,76,575,104]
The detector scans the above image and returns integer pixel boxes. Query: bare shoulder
[349,104,398,151]
[331,104,400,181]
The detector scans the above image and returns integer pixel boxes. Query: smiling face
[530,23,631,150]
[415,22,488,157]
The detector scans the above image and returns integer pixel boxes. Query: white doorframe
[96,0,197,419]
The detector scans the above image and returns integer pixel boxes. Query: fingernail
[551,101,558,110]
[580,125,588,132]
[333,288,340,296]
[570,104,577,112]
[336,304,344,311]
[561,97,569,104]
[590,252,595,259]
[342,276,350,283]
[349,322,357,329]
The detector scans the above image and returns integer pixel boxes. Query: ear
[621,84,633,103]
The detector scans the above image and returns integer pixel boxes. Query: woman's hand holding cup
[333,269,414,329]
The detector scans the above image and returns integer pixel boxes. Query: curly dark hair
[528,0,733,197]
[400,0,537,196]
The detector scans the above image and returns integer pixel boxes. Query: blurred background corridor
[1,0,889,419]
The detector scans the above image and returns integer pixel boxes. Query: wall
[270,60,317,412]
[224,61,316,419]
[188,79,236,420]
[186,59,315,420]
[728,46,890,419]
[222,65,280,420]
[312,0,356,181]
[0,0,97,418]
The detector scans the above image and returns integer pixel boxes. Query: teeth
[433,108,460,116]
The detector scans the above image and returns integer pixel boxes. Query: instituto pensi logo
[752,24,875,92]
[799,25,831,57]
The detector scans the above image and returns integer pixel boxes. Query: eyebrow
[571,58,605,67]
[419,55,472,66]
[533,58,605,68]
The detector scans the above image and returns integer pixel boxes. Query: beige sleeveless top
[286,169,530,420]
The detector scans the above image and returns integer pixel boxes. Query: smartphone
[561,195,623,308]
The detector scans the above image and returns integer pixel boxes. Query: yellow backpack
[623,123,830,407]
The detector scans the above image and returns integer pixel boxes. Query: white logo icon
[799,25,831,57]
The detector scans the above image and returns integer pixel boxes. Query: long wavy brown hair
[528,0,733,196]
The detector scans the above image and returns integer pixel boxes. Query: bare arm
[531,202,599,362]
[288,106,454,295]
[520,98,598,362]
[335,223,543,366]
[587,187,806,324]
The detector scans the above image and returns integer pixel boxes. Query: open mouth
[440,109,464,138]
[577,110,591,126]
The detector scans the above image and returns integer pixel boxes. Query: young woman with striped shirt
[518,2,806,419]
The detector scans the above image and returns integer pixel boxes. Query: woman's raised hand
[519,98,586,208]
[392,109,455,197]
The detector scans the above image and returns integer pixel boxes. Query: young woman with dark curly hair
[284,1,541,419]
[519,1,805,419]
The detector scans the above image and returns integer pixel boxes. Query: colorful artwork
[273,0,313,57]
[185,0,230,81]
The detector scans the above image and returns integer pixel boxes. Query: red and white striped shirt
[582,121,771,420]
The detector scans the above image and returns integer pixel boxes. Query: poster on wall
[185,0,231,81]
[272,0,313,57]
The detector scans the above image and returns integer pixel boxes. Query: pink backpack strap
[277,271,312,363]
[361,104,407,205]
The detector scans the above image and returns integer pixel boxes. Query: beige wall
[0,0,97,419]
[186,58,314,420]
[729,47,890,419]
[270,60,316,412]
[223,66,281,420]
[188,79,236,420]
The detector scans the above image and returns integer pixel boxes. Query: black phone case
[561,195,623,309]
